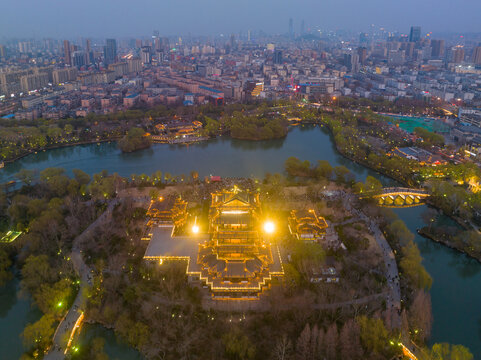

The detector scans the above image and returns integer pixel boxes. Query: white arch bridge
[364,187,429,208]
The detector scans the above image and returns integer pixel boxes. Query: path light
[263,221,275,234]
[57,301,63,308]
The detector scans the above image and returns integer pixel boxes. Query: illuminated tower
[197,187,283,299]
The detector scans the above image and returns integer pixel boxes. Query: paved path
[340,192,401,328]
[45,199,120,359]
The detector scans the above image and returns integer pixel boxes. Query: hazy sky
[2,0,480,38]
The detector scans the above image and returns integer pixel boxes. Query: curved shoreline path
[45,199,120,360]
[341,192,402,329]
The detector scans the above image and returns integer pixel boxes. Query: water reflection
[0,277,17,317]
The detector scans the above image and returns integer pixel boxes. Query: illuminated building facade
[146,196,188,230]
[143,187,283,300]
[196,187,283,299]
[288,209,328,242]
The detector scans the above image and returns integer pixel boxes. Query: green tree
[357,316,389,354]
[285,157,311,177]
[33,278,74,315]
[21,255,57,294]
[0,247,13,287]
[73,169,91,185]
[334,165,352,184]
[400,241,432,290]
[429,343,473,360]
[315,160,333,179]
[118,128,151,153]
[223,328,256,360]
[21,313,56,352]
[386,220,415,247]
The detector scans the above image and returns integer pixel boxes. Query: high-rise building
[404,42,415,58]
[52,68,78,84]
[141,46,152,64]
[20,73,49,92]
[273,50,283,64]
[103,38,117,65]
[301,20,305,36]
[472,46,481,65]
[85,39,92,65]
[431,39,445,58]
[154,37,161,51]
[127,58,142,73]
[289,18,293,38]
[18,42,32,54]
[0,45,6,59]
[248,30,251,42]
[344,52,360,72]
[161,37,170,51]
[357,47,367,65]
[409,26,421,42]
[72,51,86,68]
[453,46,465,63]
[63,40,71,66]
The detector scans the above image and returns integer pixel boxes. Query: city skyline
[2,0,481,38]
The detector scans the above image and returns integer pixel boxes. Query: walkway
[340,192,401,328]
[45,199,120,359]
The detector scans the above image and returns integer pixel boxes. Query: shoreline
[2,137,122,164]
[417,228,481,264]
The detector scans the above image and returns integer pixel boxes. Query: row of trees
[284,157,354,185]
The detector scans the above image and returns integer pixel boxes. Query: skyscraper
[301,20,305,36]
[431,40,445,58]
[104,38,117,65]
[357,47,367,65]
[72,51,86,68]
[85,39,92,65]
[63,40,71,66]
[409,26,421,42]
[472,46,481,65]
[289,18,293,38]
[141,46,152,64]
[452,46,465,63]
[273,50,283,64]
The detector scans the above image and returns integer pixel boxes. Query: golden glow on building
[146,196,188,230]
[197,187,283,299]
[288,209,328,241]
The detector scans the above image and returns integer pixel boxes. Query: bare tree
[339,319,363,359]
[273,333,293,360]
[325,323,338,360]
[409,290,432,342]
[296,323,312,360]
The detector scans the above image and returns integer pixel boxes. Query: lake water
[1,126,479,357]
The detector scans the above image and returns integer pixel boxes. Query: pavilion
[288,209,328,242]
[143,187,284,300]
